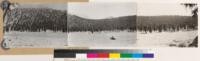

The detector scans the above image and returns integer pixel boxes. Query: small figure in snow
[110,36,116,40]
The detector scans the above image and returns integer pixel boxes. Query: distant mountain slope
[67,14,137,32]
[4,8,136,32]
[5,8,67,32]
[137,16,197,32]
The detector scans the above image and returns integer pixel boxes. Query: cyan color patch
[132,53,143,58]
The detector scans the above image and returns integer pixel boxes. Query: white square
[76,53,87,59]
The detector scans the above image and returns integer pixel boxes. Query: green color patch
[120,53,132,58]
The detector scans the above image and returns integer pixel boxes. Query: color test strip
[86,53,154,58]
[54,49,153,58]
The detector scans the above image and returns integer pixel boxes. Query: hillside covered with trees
[4,8,197,33]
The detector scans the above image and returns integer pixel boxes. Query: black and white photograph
[2,3,68,48]
[136,3,198,47]
[67,2,137,47]
[1,1,197,48]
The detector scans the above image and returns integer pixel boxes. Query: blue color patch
[143,53,154,58]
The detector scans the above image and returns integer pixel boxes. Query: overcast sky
[68,2,194,19]
[137,3,192,16]
[68,2,137,19]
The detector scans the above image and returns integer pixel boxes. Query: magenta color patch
[87,53,98,58]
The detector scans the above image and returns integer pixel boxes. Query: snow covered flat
[136,30,197,47]
[68,31,137,47]
[68,30,197,47]
[4,31,68,48]
[3,30,197,48]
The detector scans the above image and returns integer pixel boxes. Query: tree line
[4,8,197,33]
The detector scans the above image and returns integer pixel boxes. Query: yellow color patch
[109,53,120,58]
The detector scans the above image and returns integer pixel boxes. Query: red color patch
[98,53,109,58]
